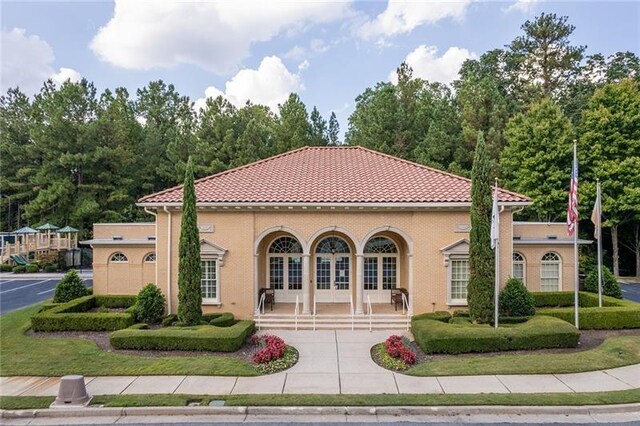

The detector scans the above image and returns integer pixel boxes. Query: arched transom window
[268,236,303,296]
[364,237,398,294]
[269,236,302,254]
[144,252,156,263]
[512,252,525,284]
[316,236,350,254]
[540,252,561,292]
[110,252,128,263]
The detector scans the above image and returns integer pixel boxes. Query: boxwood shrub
[203,312,235,327]
[31,295,136,332]
[411,315,579,354]
[12,265,26,273]
[1,264,13,272]
[109,320,255,352]
[411,311,451,323]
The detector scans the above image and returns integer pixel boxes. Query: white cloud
[51,67,82,86]
[90,0,352,74]
[298,60,310,71]
[505,0,542,13]
[390,45,476,85]
[358,0,470,41]
[194,56,304,112]
[1,28,54,95]
[284,45,307,60]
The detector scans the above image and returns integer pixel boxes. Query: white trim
[513,221,567,225]
[143,252,157,263]
[138,201,532,209]
[109,252,129,263]
[81,239,155,246]
[361,226,414,255]
[309,227,361,255]
[513,239,592,245]
[512,252,526,285]
[540,251,562,292]
[254,226,309,255]
[94,223,155,226]
[447,256,470,305]
[201,257,221,304]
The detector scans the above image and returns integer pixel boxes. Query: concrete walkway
[1,330,639,396]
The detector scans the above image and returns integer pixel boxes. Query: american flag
[567,143,578,236]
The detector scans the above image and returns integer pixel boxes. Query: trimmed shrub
[109,321,255,352]
[1,264,14,272]
[53,269,89,303]
[25,264,39,273]
[585,266,623,299]
[538,306,640,330]
[411,311,451,323]
[12,265,26,273]
[498,316,531,324]
[95,295,136,308]
[31,295,136,331]
[203,313,235,327]
[134,284,166,324]
[41,302,62,311]
[531,291,620,308]
[162,314,178,327]
[43,265,58,273]
[411,315,579,354]
[499,278,535,317]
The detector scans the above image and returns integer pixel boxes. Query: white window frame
[441,239,470,306]
[201,256,220,304]
[540,252,562,292]
[512,252,526,285]
[448,256,470,305]
[109,252,128,263]
[200,239,227,305]
[143,252,156,263]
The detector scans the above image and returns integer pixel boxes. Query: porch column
[253,254,259,313]
[408,253,414,313]
[302,254,310,314]
[355,254,364,315]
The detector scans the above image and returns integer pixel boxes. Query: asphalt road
[0,276,92,314]
[620,282,640,303]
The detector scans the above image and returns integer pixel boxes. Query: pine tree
[467,132,495,323]
[328,112,340,145]
[177,157,202,325]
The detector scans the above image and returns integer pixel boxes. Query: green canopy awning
[14,226,37,234]
[36,223,60,231]
[57,226,79,233]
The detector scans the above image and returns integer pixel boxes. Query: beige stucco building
[84,147,588,322]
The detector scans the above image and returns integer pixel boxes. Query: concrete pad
[555,371,633,392]
[29,416,119,425]
[116,414,247,424]
[85,376,137,395]
[604,364,640,387]
[393,373,443,394]
[340,372,398,394]
[121,375,186,395]
[0,376,48,396]
[295,342,339,358]
[0,418,30,425]
[284,373,340,394]
[174,375,237,395]
[287,355,339,373]
[336,330,407,344]
[245,414,347,423]
[437,375,509,394]
[337,342,376,358]
[496,374,573,393]
[20,377,61,396]
[232,373,286,394]
[339,356,385,374]
[264,330,336,344]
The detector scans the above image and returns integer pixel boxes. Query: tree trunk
[612,224,620,276]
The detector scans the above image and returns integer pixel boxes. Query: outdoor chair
[258,288,275,312]
[390,288,409,311]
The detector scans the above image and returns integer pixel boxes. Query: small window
[449,257,470,303]
[143,252,156,263]
[110,252,128,263]
[201,258,220,303]
[540,252,561,292]
[269,236,302,254]
[512,252,526,284]
[364,237,398,254]
[316,236,350,254]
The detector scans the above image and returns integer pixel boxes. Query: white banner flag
[490,181,499,250]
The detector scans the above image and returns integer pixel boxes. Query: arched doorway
[267,236,303,302]
[314,236,352,303]
[363,236,399,303]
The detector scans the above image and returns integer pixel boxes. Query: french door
[268,255,302,302]
[315,254,351,303]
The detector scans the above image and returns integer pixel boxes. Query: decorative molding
[200,239,228,265]
[454,224,471,233]
[198,224,215,233]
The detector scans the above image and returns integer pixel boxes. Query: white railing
[349,294,354,330]
[313,296,317,331]
[367,295,372,332]
[257,292,266,330]
[294,295,300,331]
[401,292,411,330]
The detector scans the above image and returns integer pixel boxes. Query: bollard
[50,375,92,408]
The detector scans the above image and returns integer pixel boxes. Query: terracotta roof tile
[138,146,530,204]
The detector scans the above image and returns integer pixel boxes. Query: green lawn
[407,335,640,376]
[2,389,640,410]
[0,305,259,377]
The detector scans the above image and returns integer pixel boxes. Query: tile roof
[138,146,530,205]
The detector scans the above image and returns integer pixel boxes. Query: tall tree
[274,93,312,153]
[327,112,340,145]
[177,157,202,325]
[194,96,238,175]
[580,79,640,276]
[309,106,328,146]
[506,13,585,102]
[467,132,495,323]
[501,98,574,221]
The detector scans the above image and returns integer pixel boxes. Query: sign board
[198,224,214,233]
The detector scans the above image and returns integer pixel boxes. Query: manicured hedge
[202,312,235,327]
[31,295,136,332]
[109,321,255,352]
[411,315,579,354]
[411,311,451,323]
[531,291,620,308]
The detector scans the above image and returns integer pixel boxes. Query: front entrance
[314,236,351,303]
[267,236,303,303]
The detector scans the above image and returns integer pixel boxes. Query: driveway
[620,282,640,303]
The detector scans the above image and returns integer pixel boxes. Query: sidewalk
[0,271,92,280]
[2,330,639,396]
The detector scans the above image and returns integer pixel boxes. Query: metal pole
[597,181,603,308]
[494,179,500,329]
[573,142,579,330]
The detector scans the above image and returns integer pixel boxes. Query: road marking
[0,279,54,295]
[37,288,56,295]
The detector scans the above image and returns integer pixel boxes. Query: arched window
[540,252,561,291]
[512,252,526,284]
[143,252,156,263]
[315,236,350,254]
[110,252,128,263]
[267,236,303,296]
[364,237,399,293]
[269,237,302,254]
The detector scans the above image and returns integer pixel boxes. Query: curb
[2,403,639,419]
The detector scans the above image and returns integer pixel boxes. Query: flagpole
[597,180,603,308]
[494,178,500,329]
[573,141,579,330]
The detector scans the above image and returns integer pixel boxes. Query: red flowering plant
[384,335,416,365]
[251,334,287,364]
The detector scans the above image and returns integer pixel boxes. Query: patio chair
[258,288,275,311]
[390,288,409,312]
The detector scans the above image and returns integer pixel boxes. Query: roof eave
[137,201,532,209]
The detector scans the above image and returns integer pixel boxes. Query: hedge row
[531,291,621,308]
[411,311,451,323]
[202,312,235,327]
[31,295,136,332]
[411,315,580,354]
[110,321,255,352]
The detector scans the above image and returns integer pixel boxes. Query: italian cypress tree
[467,132,495,323]
[177,156,202,325]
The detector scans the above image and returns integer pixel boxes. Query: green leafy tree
[499,278,535,317]
[177,157,202,325]
[53,269,89,303]
[309,106,328,146]
[584,266,623,299]
[134,283,166,323]
[467,132,495,323]
[274,93,312,153]
[501,98,574,221]
[328,112,340,145]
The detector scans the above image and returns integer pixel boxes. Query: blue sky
[2,1,639,137]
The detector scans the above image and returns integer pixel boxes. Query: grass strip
[2,389,640,410]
